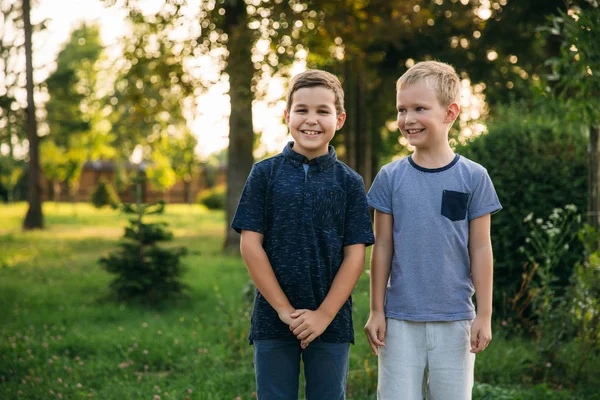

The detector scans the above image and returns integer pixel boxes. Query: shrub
[197,184,226,210]
[91,179,120,208]
[99,200,187,304]
[456,103,587,317]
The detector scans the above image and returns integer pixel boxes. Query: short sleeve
[343,176,375,247]
[231,163,267,234]
[367,167,393,214]
[468,169,502,220]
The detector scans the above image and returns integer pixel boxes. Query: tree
[165,130,198,204]
[198,0,310,253]
[542,3,600,229]
[0,1,27,162]
[102,0,199,199]
[0,156,24,202]
[44,24,104,202]
[22,0,42,229]
[300,0,570,179]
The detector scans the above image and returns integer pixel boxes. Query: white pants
[378,319,475,400]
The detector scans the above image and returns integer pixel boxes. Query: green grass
[0,202,597,399]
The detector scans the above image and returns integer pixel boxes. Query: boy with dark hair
[364,61,502,399]
[232,69,374,400]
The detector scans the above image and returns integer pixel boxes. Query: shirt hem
[367,199,393,214]
[469,203,502,220]
[385,310,476,322]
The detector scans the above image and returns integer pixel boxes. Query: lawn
[0,203,597,399]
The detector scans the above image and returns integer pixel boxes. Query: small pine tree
[99,175,187,304]
[91,179,120,208]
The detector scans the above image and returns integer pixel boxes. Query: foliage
[516,205,582,332]
[99,181,187,304]
[512,206,581,381]
[145,150,177,192]
[0,0,45,162]
[541,3,600,126]
[456,103,587,316]
[510,207,600,386]
[302,0,569,168]
[569,225,600,378]
[197,185,226,211]
[43,23,105,202]
[91,179,120,209]
[0,156,24,202]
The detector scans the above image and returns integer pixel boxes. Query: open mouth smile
[406,128,424,135]
[302,130,322,136]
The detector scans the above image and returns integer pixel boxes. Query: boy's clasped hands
[280,308,333,349]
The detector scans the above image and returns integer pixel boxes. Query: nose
[405,111,417,124]
[305,112,317,125]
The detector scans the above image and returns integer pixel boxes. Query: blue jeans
[253,339,350,400]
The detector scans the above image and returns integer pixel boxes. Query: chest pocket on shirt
[441,190,469,221]
[313,188,346,228]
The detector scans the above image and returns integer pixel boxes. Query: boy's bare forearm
[471,244,493,317]
[370,211,393,313]
[240,231,294,315]
[370,242,392,313]
[469,214,494,318]
[318,244,365,319]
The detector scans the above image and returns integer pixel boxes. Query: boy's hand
[277,308,297,326]
[470,315,492,354]
[289,309,332,348]
[364,312,387,355]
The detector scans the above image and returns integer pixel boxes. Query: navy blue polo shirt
[232,142,374,344]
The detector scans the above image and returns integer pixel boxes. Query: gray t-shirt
[367,154,502,321]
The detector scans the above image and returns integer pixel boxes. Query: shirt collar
[282,141,337,171]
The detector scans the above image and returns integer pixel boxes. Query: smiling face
[396,83,459,152]
[284,86,346,159]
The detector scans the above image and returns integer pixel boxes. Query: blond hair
[396,61,460,107]
[286,69,345,114]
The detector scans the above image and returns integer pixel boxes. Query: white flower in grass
[546,228,561,238]
[524,213,534,222]
[536,218,543,225]
[565,204,577,212]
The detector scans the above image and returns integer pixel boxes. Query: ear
[284,109,290,125]
[445,102,460,124]
[336,112,347,131]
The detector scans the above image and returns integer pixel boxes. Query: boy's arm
[469,213,493,354]
[364,210,393,355]
[240,230,296,325]
[290,243,366,347]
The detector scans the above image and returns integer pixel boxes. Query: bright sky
[32,0,293,159]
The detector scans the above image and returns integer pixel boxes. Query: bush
[197,185,226,210]
[456,103,587,317]
[91,179,120,208]
[99,200,187,304]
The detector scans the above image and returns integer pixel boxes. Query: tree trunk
[588,125,599,229]
[22,0,43,230]
[343,61,373,189]
[356,68,372,190]
[184,179,192,204]
[344,61,357,171]
[222,3,254,254]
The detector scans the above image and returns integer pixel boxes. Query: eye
[318,110,331,115]
[295,108,307,113]
[397,108,406,114]
[416,106,426,111]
